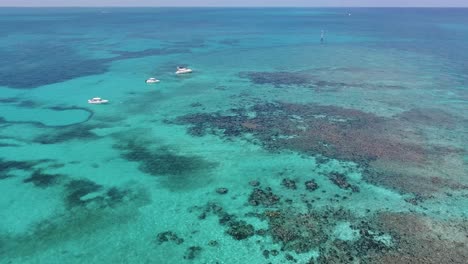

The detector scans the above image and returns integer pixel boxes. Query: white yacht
[176,66,193,74]
[146,77,160,84]
[88,97,109,104]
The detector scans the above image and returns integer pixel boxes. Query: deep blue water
[1,8,468,89]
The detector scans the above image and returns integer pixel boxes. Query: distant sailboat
[320,30,325,43]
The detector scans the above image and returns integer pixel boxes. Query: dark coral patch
[113,137,217,190]
[64,179,149,210]
[239,71,312,87]
[115,139,215,177]
[34,124,100,144]
[23,170,62,188]
[156,231,184,245]
[266,210,329,253]
[248,187,280,206]
[64,179,103,208]
[281,178,297,190]
[0,159,41,179]
[305,180,319,191]
[183,246,202,260]
[239,69,407,91]
[104,187,133,207]
[190,202,256,241]
[328,172,360,193]
[226,220,255,240]
[175,112,247,138]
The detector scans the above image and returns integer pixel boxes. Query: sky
[1,0,468,7]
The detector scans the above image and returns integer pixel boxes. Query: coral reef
[156,231,184,245]
[175,101,466,197]
[189,203,256,241]
[239,71,312,87]
[239,70,407,92]
[226,220,255,240]
[304,180,319,192]
[281,178,297,190]
[248,187,281,206]
[328,172,360,193]
[183,246,202,260]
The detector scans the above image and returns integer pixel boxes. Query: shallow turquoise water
[0,8,467,264]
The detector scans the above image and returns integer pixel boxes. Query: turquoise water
[1,7,467,263]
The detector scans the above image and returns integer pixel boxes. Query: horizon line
[1,6,468,8]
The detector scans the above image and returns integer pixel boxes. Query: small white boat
[88,97,109,104]
[176,66,193,74]
[146,78,160,84]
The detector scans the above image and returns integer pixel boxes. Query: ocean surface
[0,7,467,264]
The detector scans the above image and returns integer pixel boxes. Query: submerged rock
[249,180,260,187]
[226,220,255,240]
[208,240,219,247]
[219,212,235,225]
[282,178,297,190]
[256,229,268,236]
[305,180,319,191]
[248,188,280,206]
[239,71,312,87]
[285,253,297,262]
[216,188,229,195]
[328,172,360,192]
[156,231,184,245]
[184,246,202,260]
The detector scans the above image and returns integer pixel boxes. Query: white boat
[146,78,160,84]
[176,66,193,74]
[88,97,109,104]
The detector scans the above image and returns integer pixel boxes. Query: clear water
[0,8,467,264]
